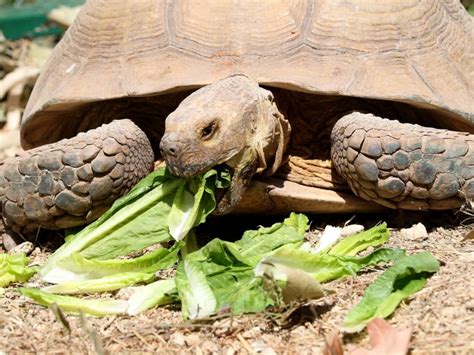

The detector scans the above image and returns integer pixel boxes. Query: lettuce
[175,214,309,318]
[343,252,439,332]
[126,279,177,315]
[264,246,405,283]
[41,168,229,282]
[328,223,389,256]
[1,254,37,287]
[19,288,128,316]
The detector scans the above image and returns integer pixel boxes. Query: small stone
[61,166,77,188]
[81,145,100,162]
[24,195,49,221]
[341,224,364,237]
[103,137,122,155]
[170,332,186,347]
[8,241,34,255]
[361,137,382,158]
[393,151,410,170]
[38,152,63,170]
[185,333,202,347]
[429,173,460,200]
[77,164,93,181]
[92,153,116,174]
[348,130,366,150]
[89,176,113,200]
[62,150,83,167]
[56,190,92,215]
[377,177,405,199]
[354,154,379,181]
[410,160,437,185]
[400,223,428,240]
[421,137,445,154]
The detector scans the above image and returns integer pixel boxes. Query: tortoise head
[160,75,290,213]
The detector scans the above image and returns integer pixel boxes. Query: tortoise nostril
[160,138,179,158]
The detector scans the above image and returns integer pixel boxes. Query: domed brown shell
[22,0,474,149]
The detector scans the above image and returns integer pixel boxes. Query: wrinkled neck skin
[227,87,290,177]
[216,85,290,213]
[160,74,290,214]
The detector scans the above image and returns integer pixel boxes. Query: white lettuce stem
[41,179,181,276]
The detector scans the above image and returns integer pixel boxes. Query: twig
[0,66,40,99]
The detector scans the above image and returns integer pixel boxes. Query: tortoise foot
[0,119,154,235]
[331,112,474,210]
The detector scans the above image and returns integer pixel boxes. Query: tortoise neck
[250,90,291,176]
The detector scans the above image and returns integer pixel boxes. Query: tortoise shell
[22,0,474,150]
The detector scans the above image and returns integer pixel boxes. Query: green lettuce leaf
[168,169,228,241]
[175,214,309,319]
[20,288,128,316]
[41,167,229,282]
[44,242,182,283]
[0,254,37,287]
[343,252,440,332]
[42,272,155,294]
[176,258,217,319]
[237,212,307,264]
[127,279,177,315]
[264,246,405,283]
[328,223,389,256]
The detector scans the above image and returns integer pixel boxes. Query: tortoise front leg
[0,119,154,241]
[331,112,474,210]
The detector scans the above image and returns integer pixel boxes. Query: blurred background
[0,0,84,159]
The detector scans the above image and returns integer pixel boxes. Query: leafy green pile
[1,253,37,287]
[14,167,439,331]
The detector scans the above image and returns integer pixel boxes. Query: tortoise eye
[201,122,217,140]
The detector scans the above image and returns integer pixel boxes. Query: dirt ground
[1,210,473,354]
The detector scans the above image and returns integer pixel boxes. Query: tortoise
[1,0,473,245]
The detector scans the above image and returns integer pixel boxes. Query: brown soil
[1,212,473,354]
